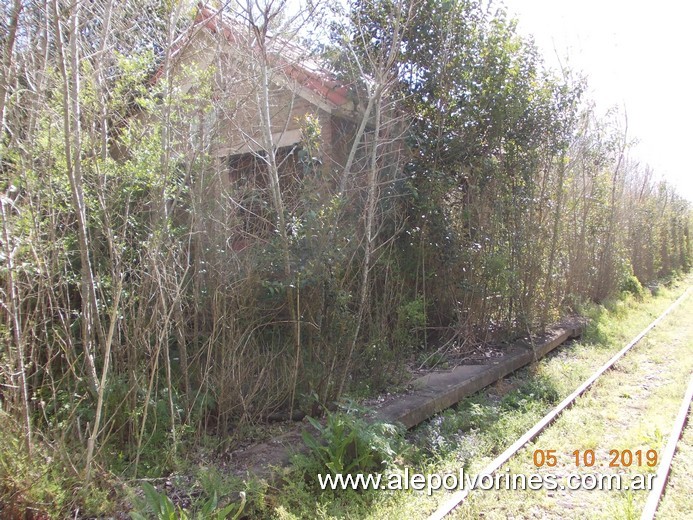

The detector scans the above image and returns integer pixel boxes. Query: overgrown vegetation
[130,482,245,520]
[457,280,693,519]
[273,276,691,519]
[300,405,405,477]
[0,0,691,516]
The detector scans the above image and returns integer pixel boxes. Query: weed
[300,408,404,477]
[395,296,427,350]
[615,489,638,520]
[274,276,693,518]
[0,411,114,518]
[621,274,645,299]
[129,482,245,520]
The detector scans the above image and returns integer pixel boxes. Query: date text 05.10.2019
[532,449,658,468]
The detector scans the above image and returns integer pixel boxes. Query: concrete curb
[376,325,583,428]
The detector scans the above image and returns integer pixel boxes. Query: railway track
[429,287,693,520]
[640,375,693,520]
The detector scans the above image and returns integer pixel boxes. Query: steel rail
[639,375,693,520]
[428,287,692,520]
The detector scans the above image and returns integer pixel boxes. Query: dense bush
[0,2,690,514]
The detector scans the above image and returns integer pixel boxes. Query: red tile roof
[190,3,352,110]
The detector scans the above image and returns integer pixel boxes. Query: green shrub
[620,274,645,299]
[394,296,427,350]
[300,409,404,477]
[0,412,113,517]
[130,482,245,520]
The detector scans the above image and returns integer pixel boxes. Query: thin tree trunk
[0,0,21,150]
[541,152,566,327]
[251,14,302,415]
[1,199,33,456]
[85,277,122,481]
[51,0,101,397]
[339,85,384,396]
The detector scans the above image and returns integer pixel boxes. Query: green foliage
[300,408,404,477]
[620,274,645,299]
[412,367,562,461]
[2,2,692,517]
[394,296,427,350]
[130,482,246,520]
[417,350,449,370]
[501,373,561,409]
[0,412,113,517]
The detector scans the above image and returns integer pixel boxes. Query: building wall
[173,26,352,171]
[168,23,364,247]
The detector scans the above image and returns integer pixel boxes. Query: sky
[501,0,693,201]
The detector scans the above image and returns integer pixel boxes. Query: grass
[0,413,262,518]
[270,275,692,519]
[453,282,693,518]
[656,410,693,519]
[0,414,115,518]
[2,278,688,518]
